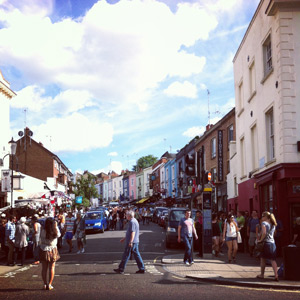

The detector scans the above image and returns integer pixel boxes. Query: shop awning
[136,197,149,204]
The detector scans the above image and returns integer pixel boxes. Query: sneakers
[48,284,54,291]
[136,269,145,274]
[81,248,85,253]
[113,268,124,274]
[184,261,190,266]
[212,250,216,255]
[77,250,81,254]
[190,261,194,265]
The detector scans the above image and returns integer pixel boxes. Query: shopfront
[255,163,300,246]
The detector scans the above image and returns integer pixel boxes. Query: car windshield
[86,213,102,220]
[170,210,185,221]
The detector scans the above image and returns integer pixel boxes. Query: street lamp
[9,138,17,209]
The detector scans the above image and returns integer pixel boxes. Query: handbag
[237,231,242,244]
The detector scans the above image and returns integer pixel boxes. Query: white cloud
[92,160,123,175]
[32,112,114,152]
[183,126,206,138]
[108,152,118,157]
[164,81,198,98]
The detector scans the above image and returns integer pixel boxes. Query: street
[0,222,299,300]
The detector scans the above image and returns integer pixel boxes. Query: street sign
[208,172,211,181]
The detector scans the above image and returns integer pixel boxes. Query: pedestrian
[247,210,260,257]
[212,213,220,257]
[223,214,238,263]
[274,216,283,257]
[32,215,41,265]
[73,212,86,254]
[244,211,250,253]
[39,217,61,290]
[194,210,203,258]
[114,210,145,274]
[236,211,245,252]
[178,209,198,266]
[64,211,75,253]
[5,215,16,266]
[256,211,278,281]
[14,217,29,266]
[292,217,300,246]
[118,207,125,230]
[0,216,7,254]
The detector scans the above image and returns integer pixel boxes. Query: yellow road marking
[219,285,300,294]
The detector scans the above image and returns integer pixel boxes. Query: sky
[0,0,260,175]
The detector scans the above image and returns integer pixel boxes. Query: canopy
[136,197,149,204]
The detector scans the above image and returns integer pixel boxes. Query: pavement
[1,249,300,290]
[162,252,300,290]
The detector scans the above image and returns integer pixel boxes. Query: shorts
[226,236,237,242]
[65,232,73,240]
[260,242,276,260]
[39,247,60,263]
[248,232,256,246]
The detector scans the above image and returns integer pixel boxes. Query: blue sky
[0,0,260,175]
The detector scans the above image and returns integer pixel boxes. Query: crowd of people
[0,205,300,288]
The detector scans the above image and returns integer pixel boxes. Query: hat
[1,213,6,218]
[20,217,26,223]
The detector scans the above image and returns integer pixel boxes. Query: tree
[132,155,158,171]
[73,174,99,207]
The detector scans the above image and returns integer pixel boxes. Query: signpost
[202,187,212,254]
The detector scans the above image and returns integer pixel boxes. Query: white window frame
[211,137,216,159]
[266,108,275,161]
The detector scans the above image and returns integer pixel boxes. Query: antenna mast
[207,89,210,125]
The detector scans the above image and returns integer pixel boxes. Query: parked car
[152,207,168,224]
[85,210,108,233]
[165,208,186,248]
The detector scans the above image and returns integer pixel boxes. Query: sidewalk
[162,252,300,290]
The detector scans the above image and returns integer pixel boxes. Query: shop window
[262,183,276,213]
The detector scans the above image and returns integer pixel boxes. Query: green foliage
[132,154,158,171]
[72,173,99,207]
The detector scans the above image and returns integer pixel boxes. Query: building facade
[231,0,300,245]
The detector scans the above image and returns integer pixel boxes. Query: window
[212,168,217,182]
[262,183,276,212]
[172,166,175,179]
[238,80,244,111]
[211,137,216,159]
[251,124,258,170]
[131,178,134,186]
[263,35,272,77]
[234,176,238,196]
[249,61,256,96]
[266,108,275,161]
[228,125,234,149]
[240,137,246,177]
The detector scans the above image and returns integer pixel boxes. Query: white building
[229,0,300,245]
[0,71,16,208]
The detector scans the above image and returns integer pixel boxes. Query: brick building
[195,108,236,212]
[14,127,72,192]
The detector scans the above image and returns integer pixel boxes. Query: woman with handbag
[40,217,61,290]
[223,214,239,263]
[256,211,278,281]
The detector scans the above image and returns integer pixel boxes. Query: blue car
[85,210,108,233]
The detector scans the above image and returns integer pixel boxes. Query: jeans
[182,236,193,263]
[33,242,40,261]
[14,247,26,265]
[119,243,145,272]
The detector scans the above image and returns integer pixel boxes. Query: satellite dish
[28,131,33,137]
[18,131,23,137]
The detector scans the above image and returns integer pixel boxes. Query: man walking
[114,211,145,274]
[178,209,198,265]
[247,210,260,257]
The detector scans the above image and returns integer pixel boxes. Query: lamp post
[9,138,17,209]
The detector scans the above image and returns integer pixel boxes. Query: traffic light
[202,170,211,184]
[185,153,195,176]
